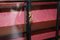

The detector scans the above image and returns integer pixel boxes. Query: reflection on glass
[31,0,57,1]
[31,2,57,40]
[0,0,24,1]
[0,0,57,1]
[0,2,25,40]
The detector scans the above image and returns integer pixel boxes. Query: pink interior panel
[0,9,56,27]
[10,30,60,40]
[31,2,57,5]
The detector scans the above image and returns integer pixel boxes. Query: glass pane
[31,0,57,2]
[0,2,26,40]
[0,0,57,2]
[31,2,57,40]
[0,0,24,1]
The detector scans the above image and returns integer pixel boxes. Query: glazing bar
[56,1,60,40]
[25,0,31,40]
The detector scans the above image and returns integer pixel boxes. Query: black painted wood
[25,0,31,40]
[56,1,60,40]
